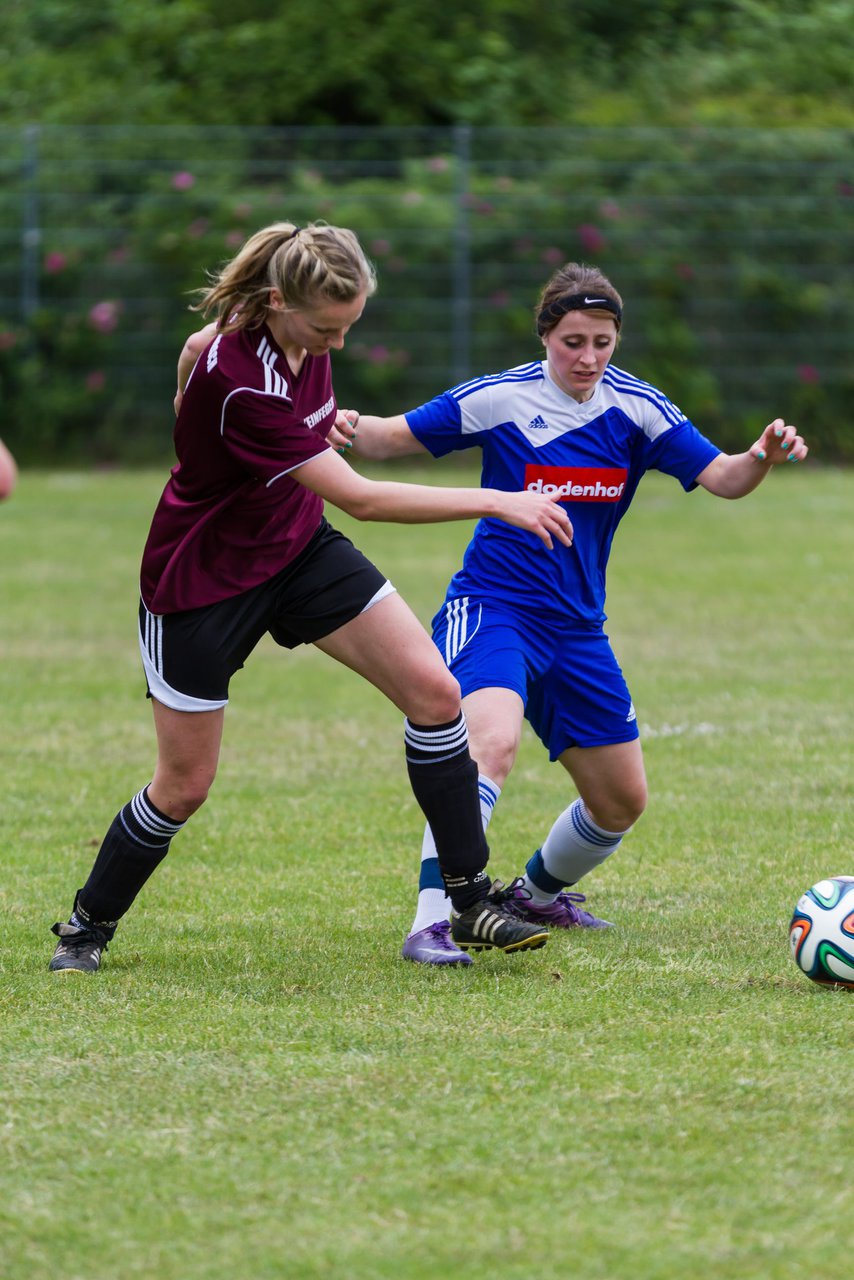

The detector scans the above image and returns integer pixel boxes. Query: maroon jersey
[140,322,336,613]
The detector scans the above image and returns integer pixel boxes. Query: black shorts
[138,519,394,711]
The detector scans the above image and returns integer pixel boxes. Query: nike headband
[536,292,622,335]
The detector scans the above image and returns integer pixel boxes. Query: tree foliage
[1,0,852,128]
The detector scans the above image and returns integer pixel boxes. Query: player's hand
[327,409,360,454]
[750,418,808,465]
[494,489,574,550]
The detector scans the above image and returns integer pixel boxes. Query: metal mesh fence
[1,125,851,461]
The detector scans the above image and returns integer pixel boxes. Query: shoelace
[486,877,532,918]
[558,890,591,921]
[51,921,110,949]
[426,921,458,948]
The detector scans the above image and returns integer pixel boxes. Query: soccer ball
[789,876,854,988]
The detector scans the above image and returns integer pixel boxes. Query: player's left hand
[750,418,808,465]
[327,409,360,454]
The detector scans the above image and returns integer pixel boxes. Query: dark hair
[192,221,377,332]
[535,263,623,337]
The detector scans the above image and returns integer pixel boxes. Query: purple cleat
[511,883,614,929]
[402,920,473,966]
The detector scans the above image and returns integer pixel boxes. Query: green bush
[1,126,851,464]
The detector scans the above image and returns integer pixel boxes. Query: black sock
[75,786,186,926]
[404,713,491,911]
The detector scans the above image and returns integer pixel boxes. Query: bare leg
[70,702,224,931]
[149,701,225,821]
[460,686,525,787]
[314,591,460,722]
[316,595,491,915]
[558,739,648,832]
[405,686,526,958]
[518,739,647,920]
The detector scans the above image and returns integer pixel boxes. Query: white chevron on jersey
[446,360,687,448]
[602,365,686,434]
[256,335,290,400]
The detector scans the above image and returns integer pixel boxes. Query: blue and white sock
[409,775,501,934]
[523,798,628,904]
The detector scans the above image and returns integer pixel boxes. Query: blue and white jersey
[405,360,720,627]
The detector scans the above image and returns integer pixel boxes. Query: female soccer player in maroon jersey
[49,222,573,973]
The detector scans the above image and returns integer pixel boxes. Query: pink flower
[797,364,820,384]
[489,290,510,308]
[108,246,129,265]
[44,252,68,274]
[233,202,252,219]
[225,230,243,248]
[371,239,391,255]
[401,190,424,206]
[426,156,449,173]
[171,171,195,191]
[599,200,621,220]
[0,331,18,351]
[495,176,513,192]
[838,181,854,197]
[676,263,695,281]
[88,301,121,333]
[368,345,390,364]
[577,224,606,254]
[86,370,106,392]
[541,246,564,266]
[188,219,210,239]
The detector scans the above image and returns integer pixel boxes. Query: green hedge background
[1,126,851,465]
[1,2,852,464]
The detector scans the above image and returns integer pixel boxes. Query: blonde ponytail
[192,221,377,332]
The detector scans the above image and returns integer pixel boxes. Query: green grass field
[1,463,852,1280]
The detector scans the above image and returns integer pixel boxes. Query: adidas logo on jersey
[527,415,550,431]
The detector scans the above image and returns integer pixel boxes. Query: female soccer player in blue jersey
[48,222,574,973]
[331,261,808,965]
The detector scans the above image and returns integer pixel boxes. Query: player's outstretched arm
[0,438,18,500]
[326,411,427,460]
[292,447,573,549]
[696,418,808,499]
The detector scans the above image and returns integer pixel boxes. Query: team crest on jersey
[524,465,628,501]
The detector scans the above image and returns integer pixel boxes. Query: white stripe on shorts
[444,597,482,666]
[137,601,228,713]
[360,579,396,615]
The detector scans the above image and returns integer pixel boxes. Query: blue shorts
[432,596,639,760]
